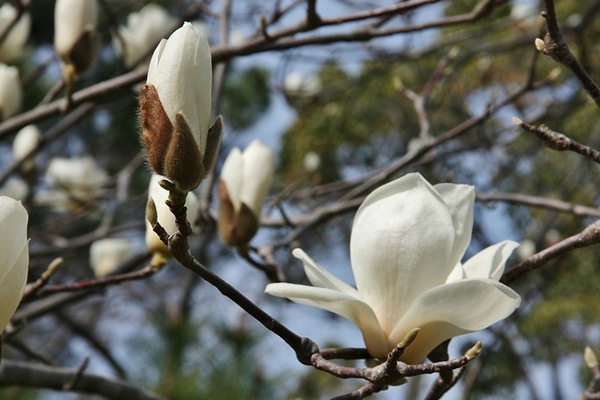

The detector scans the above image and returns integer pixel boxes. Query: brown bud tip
[163,113,203,192]
[139,84,173,175]
[202,115,224,180]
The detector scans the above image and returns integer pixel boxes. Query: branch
[502,219,600,284]
[0,360,166,400]
[536,0,600,108]
[476,192,600,218]
[513,117,600,165]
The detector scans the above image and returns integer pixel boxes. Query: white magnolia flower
[54,0,98,76]
[0,4,31,62]
[218,140,274,246]
[145,174,199,256]
[0,63,22,120]
[140,22,221,192]
[89,238,136,277]
[114,4,177,68]
[0,196,29,332]
[13,124,41,174]
[266,173,521,364]
[0,178,29,201]
[46,156,108,201]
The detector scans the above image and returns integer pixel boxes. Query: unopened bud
[140,22,221,192]
[54,0,99,78]
[218,140,274,247]
[585,347,598,369]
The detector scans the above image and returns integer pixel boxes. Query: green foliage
[221,66,271,131]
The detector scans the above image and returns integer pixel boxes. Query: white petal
[350,173,457,332]
[265,282,388,357]
[462,240,519,281]
[0,197,28,332]
[388,279,520,363]
[445,262,465,283]
[240,140,274,219]
[434,182,475,270]
[146,39,166,85]
[220,147,243,210]
[149,22,211,151]
[292,248,358,296]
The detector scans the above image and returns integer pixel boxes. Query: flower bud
[145,174,199,256]
[0,4,31,62]
[89,238,136,277]
[54,0,99,80]
[218,140,274,246]
[113,4,177,68]
[13,124,41,175]
[0,63,22,120]
[0,196,29,332]
[140,22,222,192]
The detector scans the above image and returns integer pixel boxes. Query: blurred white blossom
[0,63,22,120]
[54,0,99,80]
[114,4,177,68]
[89,238,137,277]
[46,156,108,204]
[0,4,31,62]
[13,125,41,175]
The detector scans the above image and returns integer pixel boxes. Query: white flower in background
[145,174,199,256]
[0,178,29,201]
[89,238,137,277]
[13,124,41,175]
[0,196,29,332]
[140,22,222,192]
[114,4,177,68]
[303,151,321,173]
[266,173,521,364]
[218,140,274,247]
[0,63,22,120]
[0,4,31,62]
[46,156,108,202]
[284,72,321,98]
[54,0,99,81]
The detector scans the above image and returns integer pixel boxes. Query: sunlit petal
[350,173,456,331]
[462,240,519,281]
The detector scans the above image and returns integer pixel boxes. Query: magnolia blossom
[145,174,199,256]
[46,156,108,202]
[0,63,22,120]
[0,178,29,201]
[54,0,99,77]
[0,4,31,62]
[140,22,222,192]
[266,173,521,364]
[114,4,177,68]
[89,238,137,277]
[218,140,274,246]
[0,196,29,332]
[13,124,41,175]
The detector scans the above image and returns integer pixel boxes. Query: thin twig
[502,219,600,284]
[513,117,600,165]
